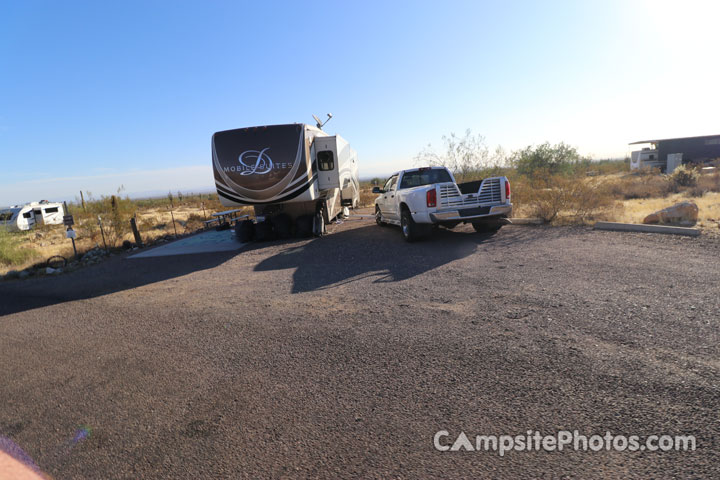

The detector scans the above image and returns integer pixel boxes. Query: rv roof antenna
[312,113,333,130]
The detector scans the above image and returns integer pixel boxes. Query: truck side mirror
[372,187,384,194]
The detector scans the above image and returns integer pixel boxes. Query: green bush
[512,142,584,178]
[669,165,699,189]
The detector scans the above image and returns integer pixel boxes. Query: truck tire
[400,208,420,242]
[472,222,502,233]
[375,206,386,227]
[235,219,255,242]
[273,213,292,239]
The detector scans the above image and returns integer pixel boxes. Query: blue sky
[1,0,718,205]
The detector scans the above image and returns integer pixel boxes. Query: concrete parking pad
[128,229,247,258]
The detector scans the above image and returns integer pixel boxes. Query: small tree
[512,142,584,178]
[415,130,504,182]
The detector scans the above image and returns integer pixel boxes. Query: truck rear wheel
[401,209,420,242]
[472,222,502,233]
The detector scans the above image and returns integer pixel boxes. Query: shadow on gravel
[254,224,501,293]
[0,251,238,317]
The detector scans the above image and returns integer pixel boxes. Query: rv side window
[0,212,13,222]
[44,207,59,214]
[318,151,334,171]
[23,212,32,219]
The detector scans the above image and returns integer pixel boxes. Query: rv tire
[295,215,313,238]
[235,220,255,243]
[254,220,275,241]
[273,214,292,239]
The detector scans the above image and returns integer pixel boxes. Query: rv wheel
[295,215,313,238]
[254,220,276,241]
[273,214,292,239]
[235,219,255,242]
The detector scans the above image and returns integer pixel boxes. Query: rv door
[314,137,340,191]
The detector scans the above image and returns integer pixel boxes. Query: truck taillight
[505,179,511,200]
[427,188,437,208]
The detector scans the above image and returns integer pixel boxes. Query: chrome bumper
[429,204,513,222]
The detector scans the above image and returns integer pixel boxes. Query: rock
[643,202,699,226]
[5,270,19,279]
[46,267,57,275]
[122,240,133,250]
[18,270,30,279]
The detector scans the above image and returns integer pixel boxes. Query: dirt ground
[0,212,718,478]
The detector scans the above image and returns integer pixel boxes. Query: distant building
[629,134,720,172]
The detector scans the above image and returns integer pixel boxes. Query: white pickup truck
[372,166,512,241]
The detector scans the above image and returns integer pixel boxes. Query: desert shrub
[69,192,137,247]
[513,174,615,223]
[688,172,720,197]
[358,188,377,208]
[669,165,699,190]
[185,214,205,231]
[0,229,39,267]
[606,174,671,200]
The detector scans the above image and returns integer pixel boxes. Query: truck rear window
[399,169,452,189]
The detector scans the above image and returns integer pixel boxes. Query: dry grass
[617,191,720,228]
[0,201,238,275]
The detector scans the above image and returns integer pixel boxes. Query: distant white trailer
[0,201,65,231]
[630,148,665,171]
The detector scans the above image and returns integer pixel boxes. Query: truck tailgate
[438,178,503,208]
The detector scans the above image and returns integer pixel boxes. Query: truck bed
[438,178,503,208]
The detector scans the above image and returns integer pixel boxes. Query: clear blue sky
[1,0,718,205]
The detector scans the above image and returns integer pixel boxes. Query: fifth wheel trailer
[0,201,65,232]
[211,123,360,239]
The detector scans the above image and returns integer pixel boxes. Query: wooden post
[169,207,178,237]
[98,216,109,252]
[130,216,144,247]
[80,191,86,212]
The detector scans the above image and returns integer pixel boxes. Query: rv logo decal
[238,148,273,175]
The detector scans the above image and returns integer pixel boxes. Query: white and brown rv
[211,123,360,239]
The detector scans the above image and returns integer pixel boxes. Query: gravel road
[1,213,718,478]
